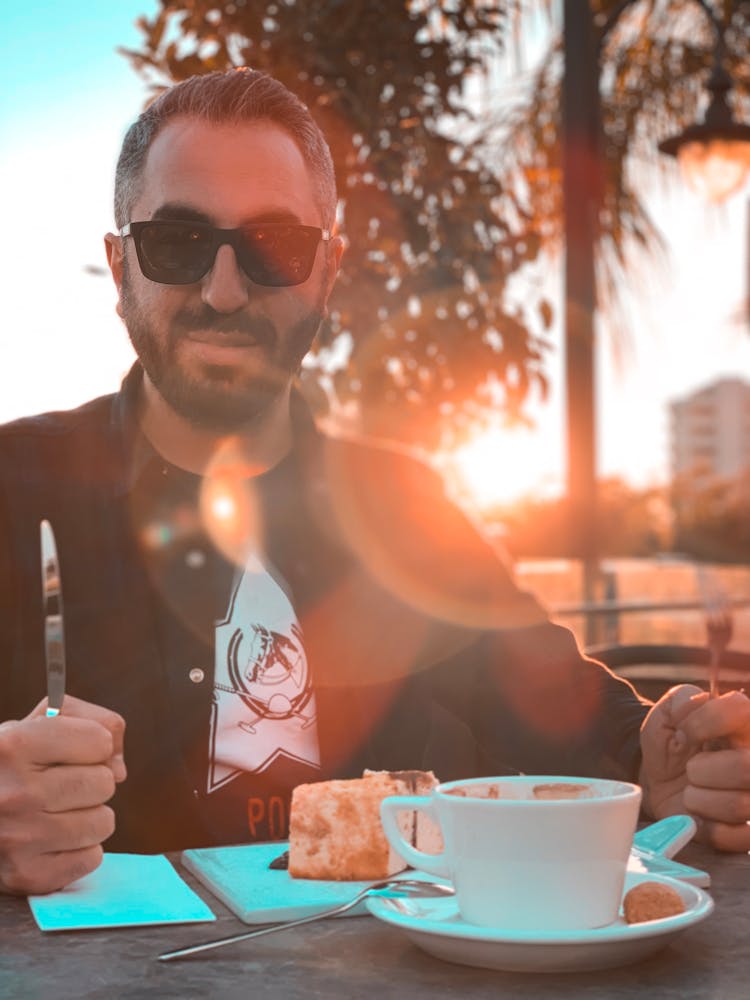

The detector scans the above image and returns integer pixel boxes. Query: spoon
[158,877,455,962]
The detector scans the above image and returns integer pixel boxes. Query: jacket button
[189,668,205,684]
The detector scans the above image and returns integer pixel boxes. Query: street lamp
[657,3,750,202]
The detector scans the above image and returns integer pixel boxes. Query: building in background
[670,377,750,481]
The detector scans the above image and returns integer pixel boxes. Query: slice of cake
[288,769,440,880]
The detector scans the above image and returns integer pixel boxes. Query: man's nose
[201,244,250,313]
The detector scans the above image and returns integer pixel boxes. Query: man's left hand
[639,684,750,852]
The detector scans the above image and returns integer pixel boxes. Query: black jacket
[0,365,649,851]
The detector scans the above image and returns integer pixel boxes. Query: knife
[40,519,66,717]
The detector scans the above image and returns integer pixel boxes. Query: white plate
[366,871,714,973]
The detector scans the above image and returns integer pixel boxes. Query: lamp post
[561,0,602,638]
[658,7,750,201]
[560,0,749,640]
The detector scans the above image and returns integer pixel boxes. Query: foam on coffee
[445,779,598,801]
[445,782,501,799]
[532,782,595,800]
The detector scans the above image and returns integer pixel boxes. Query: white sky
[2,1,749,497]
[1,2,154,420]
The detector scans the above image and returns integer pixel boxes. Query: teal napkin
[28,853,216,931]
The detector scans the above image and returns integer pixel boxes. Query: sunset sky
[2,1,749,502]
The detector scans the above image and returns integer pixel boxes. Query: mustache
[172,307,277,348]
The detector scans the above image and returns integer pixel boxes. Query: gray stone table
[1,843,748,1000]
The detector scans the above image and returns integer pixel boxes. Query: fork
[697,568,734,699]
[696,568,734,753]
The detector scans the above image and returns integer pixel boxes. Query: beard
[120,257,325,432]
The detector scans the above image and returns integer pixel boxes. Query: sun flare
[442,424,552,510]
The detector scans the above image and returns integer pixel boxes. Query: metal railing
[550,597,750,648]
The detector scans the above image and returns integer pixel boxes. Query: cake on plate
[288,769,440,880]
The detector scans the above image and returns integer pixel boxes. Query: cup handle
[380,795,451,877]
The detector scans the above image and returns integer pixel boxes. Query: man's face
[106,117,342,431]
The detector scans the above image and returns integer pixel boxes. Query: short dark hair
[114,68,337,229]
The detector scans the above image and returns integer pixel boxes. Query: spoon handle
[158,895,360,962]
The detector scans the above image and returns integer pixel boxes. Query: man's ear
[322,234,345,305]
[104,232,124,319]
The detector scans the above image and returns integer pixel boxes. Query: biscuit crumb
[623,882,686,923]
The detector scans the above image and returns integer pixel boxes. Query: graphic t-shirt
[210,554,319,790]
[131,450,322,846]
[205,552,321,840]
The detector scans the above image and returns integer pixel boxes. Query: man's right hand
[0,695,126,895]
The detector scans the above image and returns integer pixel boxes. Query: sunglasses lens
[238,226,319,287]
[137,222,214,283]
[131,222,322,286]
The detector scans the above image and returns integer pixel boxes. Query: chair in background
[584,643,750,702]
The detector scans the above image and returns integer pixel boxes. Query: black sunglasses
[120,219,331,286]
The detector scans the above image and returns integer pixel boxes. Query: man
[1,69,748,896]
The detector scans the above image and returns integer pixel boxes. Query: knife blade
[40,519,66,717]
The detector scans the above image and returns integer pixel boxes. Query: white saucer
[366,871,713,973]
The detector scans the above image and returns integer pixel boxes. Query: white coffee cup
[380,774,641,931]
